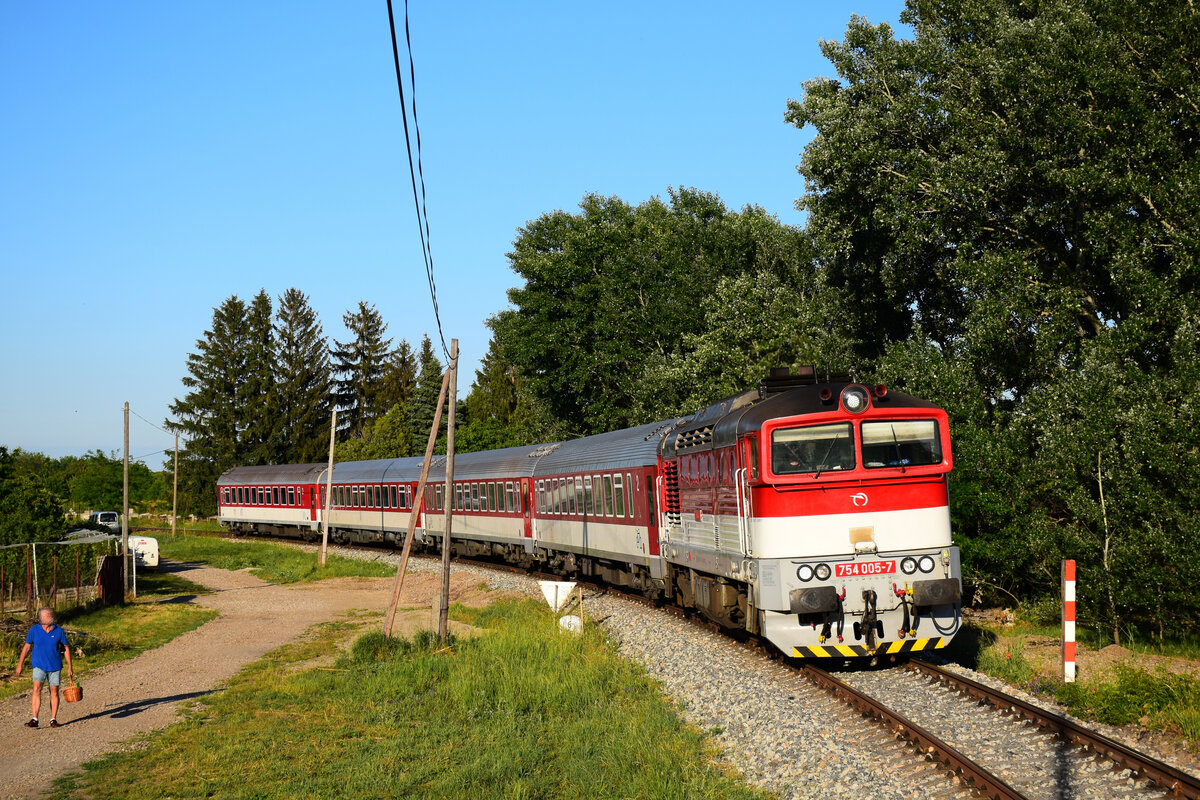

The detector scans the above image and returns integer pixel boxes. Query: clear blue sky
[1,1,906,462]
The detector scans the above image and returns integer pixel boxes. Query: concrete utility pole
[437,339,458,644]
[172,433,179,540]
[122,401,130,596]
[320,408,337,567]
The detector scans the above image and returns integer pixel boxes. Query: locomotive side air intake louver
[662,460,682,527]
[673,426,713,452]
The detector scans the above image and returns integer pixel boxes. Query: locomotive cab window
[862,420,942,469]
[771,422,855,475]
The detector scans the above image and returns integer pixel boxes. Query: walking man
[14,607,74,728]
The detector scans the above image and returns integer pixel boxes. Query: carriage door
[521,479,533,537]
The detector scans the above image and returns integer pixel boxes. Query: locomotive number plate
[835,560,896,578]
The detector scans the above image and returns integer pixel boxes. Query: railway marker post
[383,369,450,638]
[437,339,458,644]
[1062,559,1076,683]
[319,408,337,568]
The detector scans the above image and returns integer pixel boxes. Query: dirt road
[0,560,492,800]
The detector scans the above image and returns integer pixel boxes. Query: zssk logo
[850,492,869,507]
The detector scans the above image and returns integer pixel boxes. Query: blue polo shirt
[25,624,67,672]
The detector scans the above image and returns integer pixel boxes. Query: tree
[789,0,1200,635]
[0,447,65,545]
[492,187,807,436]
[274,288,332,464]
[406,335,443,445]
[456,336,554,452]
[332,302,392,439]
[378,339,418,415]
[333,403,415,462]
[241,290,280,465]
[166,295,250,516]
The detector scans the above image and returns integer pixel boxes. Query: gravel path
[0,557,516,800]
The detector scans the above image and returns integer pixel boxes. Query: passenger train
[217,367,962,659]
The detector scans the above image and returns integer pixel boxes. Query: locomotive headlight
[841,386,870,414]
[900,557,918,575]
[814,563,832,581]
[797,564,814,582]
[917,555,936,573]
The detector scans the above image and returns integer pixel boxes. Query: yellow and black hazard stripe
[792,637,947,659]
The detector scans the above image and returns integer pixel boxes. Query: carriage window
[536,480,544,513]
[485,482,493,512]
[862,420,942,469]
[368,486,375,509]
[505,482,514,512]
[647,475,656,519]
[574,477,584,516]
[515,484,523,514]
[627,473,634,516]
[270,487,277,505]
[771,422,855,475]
[613,475,626,517]
[557,479,566,515]
[583,476,593,516]
[260,487,267,505]
[436,485,444,511]
[288,487,296,506]
[603,475,615,516]
[567,478,577,515]
[376,485,383,508]
[470,483,478,511]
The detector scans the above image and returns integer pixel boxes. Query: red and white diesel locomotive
[217,367,961,659]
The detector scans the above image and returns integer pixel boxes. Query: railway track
[177,529,1198,800]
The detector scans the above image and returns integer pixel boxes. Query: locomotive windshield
[771,422,855,475]
[862,419,942,469]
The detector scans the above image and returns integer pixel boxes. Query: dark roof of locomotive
[663,382,939,457]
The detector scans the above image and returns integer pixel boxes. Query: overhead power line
[129,407,173,437]
[385,0,448,360]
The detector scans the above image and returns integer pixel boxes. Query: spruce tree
[166,295,249,516]
[378,339,418,414]
[406,334,444,445]
[274,288,332,463]
[331,301,392,439]
[241,290,279,465]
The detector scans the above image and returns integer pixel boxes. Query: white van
[131,536,160,571]
[89,511,120,531]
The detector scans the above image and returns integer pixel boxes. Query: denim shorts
[31,668,61,686]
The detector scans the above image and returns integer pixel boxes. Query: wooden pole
[1,564,5,617]
[51,556,58,610]
[437,339,458,644]
[26,547,33,617]
[31,543,38,609]
[122,401,130,596]
[382,369,450,637]
[320,408,337,567]
[172,433,179,539]
[75,551,80,608]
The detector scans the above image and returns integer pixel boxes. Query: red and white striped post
[1062,559,1076,683]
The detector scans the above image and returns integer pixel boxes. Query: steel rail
[909,660,1200,799]
[801,664,1030,800]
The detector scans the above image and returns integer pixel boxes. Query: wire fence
[0,538,121,619]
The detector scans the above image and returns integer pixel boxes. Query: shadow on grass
[64,690,214,725]
[940,623,998,669]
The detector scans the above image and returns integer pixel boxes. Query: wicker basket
[62,681,82,703]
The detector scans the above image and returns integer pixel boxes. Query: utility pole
[320,408,337,567]
[122,401,130,597]
[437,340,458,643]
[172,432,179,539]
[382,370,450,637]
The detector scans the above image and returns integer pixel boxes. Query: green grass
[49,600,765,800]
[159,533,394,583]
[129,518,227,534]
[1,571,217,701]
